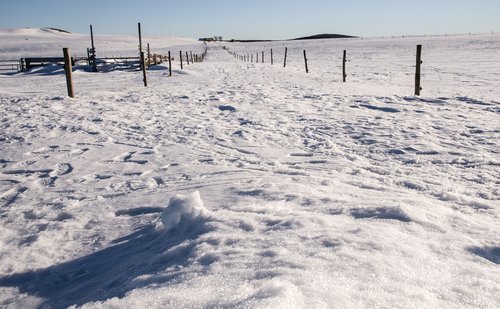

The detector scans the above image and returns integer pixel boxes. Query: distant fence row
[225,45,423,95]
[61,44,208,97]
[1,23,208,98]
[0,51,203,73]
[0,60,21,72]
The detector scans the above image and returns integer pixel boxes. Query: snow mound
[161,191,210,233]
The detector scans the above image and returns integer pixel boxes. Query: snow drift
[161,191,211,234]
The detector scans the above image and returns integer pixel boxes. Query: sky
[1,0,499,39]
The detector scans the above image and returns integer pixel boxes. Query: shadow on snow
[0,218,212,308]
[468,246,500,265]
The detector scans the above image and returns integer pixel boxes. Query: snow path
[1,34,499,308]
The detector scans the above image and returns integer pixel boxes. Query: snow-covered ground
[0,28,499,308]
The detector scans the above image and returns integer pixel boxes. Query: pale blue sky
[1,0,498,39]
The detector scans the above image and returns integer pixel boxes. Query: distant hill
[43,27,71,34]
[293,33,357,40]
[226,33,356,43]
[0,27,72,36]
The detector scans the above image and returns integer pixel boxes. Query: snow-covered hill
[0,29,499,308]
[0,28,201,60]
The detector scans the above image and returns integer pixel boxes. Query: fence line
[226,44,426,96]
[6,40,427,98]
[4,23,438,98]
[1,22,212,97]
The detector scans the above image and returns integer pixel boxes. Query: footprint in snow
[37,176,58,187]
[13,160,37,168]
[0,186,28,207]
[50,163,73,176]
[113,151,135,162]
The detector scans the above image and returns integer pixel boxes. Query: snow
[0,28,499,308]
[160,191,210,233]
[0,28,200,60]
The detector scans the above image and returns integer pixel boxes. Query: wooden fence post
[180,51,183,69]
[303,50,309,73]
[186,51,190,65]
[271,49,273,65]
[284,47,288,67]
[256,52,259,63]
[147,43,151,67]
[89,25,97,72]
[138,22,143,69]
[342,50,347,82]
[19,58,25,71]
[141,51,147,87]
[415,44,422,96]
[168,51,172,76]
[190,51,194,64]
[251,54,253,63]
[262,51,264,63]
[63,48,74,98]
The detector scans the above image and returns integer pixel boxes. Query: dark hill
[42,27,71,34]
[293,34,357,40]
[226,33,356,43]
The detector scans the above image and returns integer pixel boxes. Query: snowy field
[0,28,499,308]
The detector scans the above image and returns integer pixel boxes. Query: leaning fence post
[284,47,288,67]
[415,45,422,96]
[63,48,74,98]
[342,50,347,82]
[168,51,172,76]
[180,51,183,69]
[141,51,147,86]
[303,50,309,73]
